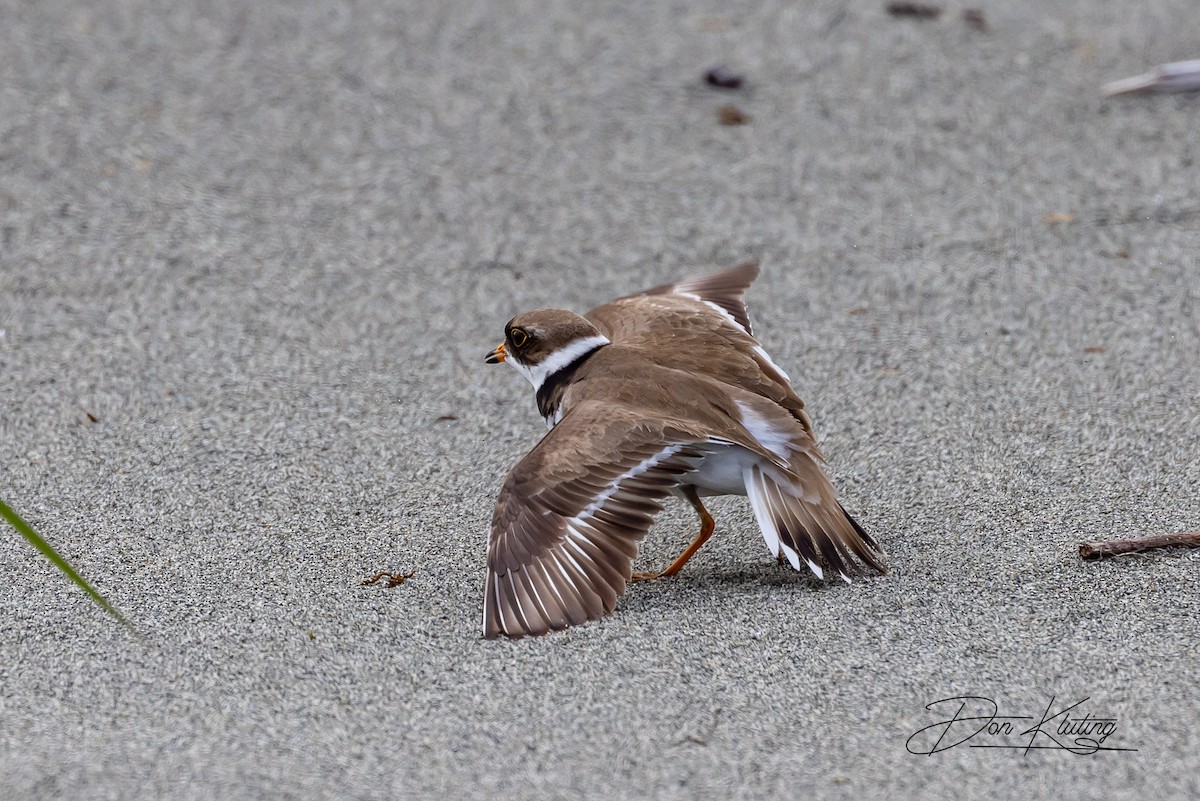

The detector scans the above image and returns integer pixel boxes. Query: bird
[481,262,885,639]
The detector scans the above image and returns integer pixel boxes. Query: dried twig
[362,570,415,587]
[1079,531,1200,560]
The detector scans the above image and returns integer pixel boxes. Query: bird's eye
[510,328,530,348]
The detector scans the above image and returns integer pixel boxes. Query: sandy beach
[2,1,1198,798]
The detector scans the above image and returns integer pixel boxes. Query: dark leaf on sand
[886,2,942,19]
[704,66,744,89]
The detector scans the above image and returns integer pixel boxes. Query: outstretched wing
[586,261,808,429]
[588,261,760,340]
[484,407,710,639]
[629,260,760,335]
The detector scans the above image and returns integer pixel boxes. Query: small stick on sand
[362,570,416,587]
[1079,531,1200,560]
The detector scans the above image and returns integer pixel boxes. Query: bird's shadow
[627,562,825,592]
[617,562,854,626]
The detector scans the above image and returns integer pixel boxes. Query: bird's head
[485,309,610,393]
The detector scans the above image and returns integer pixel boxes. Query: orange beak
[484,342,506,364]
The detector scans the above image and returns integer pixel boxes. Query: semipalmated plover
[483,262,885,638]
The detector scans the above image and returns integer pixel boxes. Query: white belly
[679,444,756,497]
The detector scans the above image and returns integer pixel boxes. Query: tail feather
[744,465,825,578]
[839,504,887,574]
[744,464,887,581]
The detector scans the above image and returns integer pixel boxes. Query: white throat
[508,334,610,395]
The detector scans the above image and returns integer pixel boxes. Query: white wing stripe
[493,576,503,631]
[574,444,684,523]
[536,560,578,619]
[678,292,748,335]
[753,344,791,382]
[522,565,553,622]
[559,542,591,580]
[483,573,495,634]
[565,522,592,547]
[507,572,531,633]
[563,536,606,578]
[735,400,792,461]
[546,552,579,600]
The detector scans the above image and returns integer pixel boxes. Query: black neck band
[536,343,606,419]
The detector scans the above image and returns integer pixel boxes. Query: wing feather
[619,261,759,335]
[484,414,710,639]
[584,263,811,431]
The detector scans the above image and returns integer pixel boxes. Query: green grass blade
[1,498,133,631]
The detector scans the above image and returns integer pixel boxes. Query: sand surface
[2,1,1198,798]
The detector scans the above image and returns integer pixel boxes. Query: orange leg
[631,486,715,582]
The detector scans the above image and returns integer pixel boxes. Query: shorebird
[482,262,885,638]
